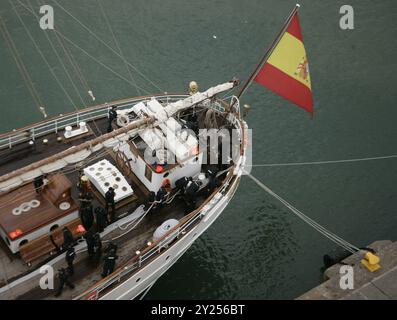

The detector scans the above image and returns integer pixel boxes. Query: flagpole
[236,4,301,100]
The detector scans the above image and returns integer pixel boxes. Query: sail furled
[254,12,313,114]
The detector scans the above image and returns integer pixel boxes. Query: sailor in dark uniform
[184,179,200,213]
[104,242,118,256]
[65,246,76,275]
[175,176,191,193]
[205,175,221,196]
[101,248,118,278]
[33,175,44,194]
[79,202,94,231]
[54,268,75,297]
[105,187,116,222]
[146,191,156,209]
[34,175,48,194]
[205,166,220,196]
[152,186,168,213]
[79,190,93,207]
[94,207,108,233]
[107,105,118,133]
[62,227,74,251]
[92,232,102,264]
[84,228,95,259]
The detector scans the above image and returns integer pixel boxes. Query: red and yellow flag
[254,12,313,114]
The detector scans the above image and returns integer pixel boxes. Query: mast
[237,4,301,100]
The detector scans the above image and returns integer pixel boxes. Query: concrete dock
[298,240,397,300]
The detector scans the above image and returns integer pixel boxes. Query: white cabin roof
[134,98,199,162]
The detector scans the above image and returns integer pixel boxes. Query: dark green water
[1,0,397,299]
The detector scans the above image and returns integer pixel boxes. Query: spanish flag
[254,11,313,114]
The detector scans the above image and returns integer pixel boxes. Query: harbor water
[0,0,397,299]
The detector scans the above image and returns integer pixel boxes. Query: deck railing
[0,94,188,150]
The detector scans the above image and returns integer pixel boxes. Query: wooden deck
[0,176,78,238]
[0,115,198,298]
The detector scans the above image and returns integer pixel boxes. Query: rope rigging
[15,0,151,97]
[96,0,144,96]
[51,0,163,93]
[9,0,78,115]
[0,12,46,118]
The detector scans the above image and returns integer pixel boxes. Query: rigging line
[36,1,95,105]
[32,0,102,136]
[245,172,359,253]
[51,0,163,93]
[24,0,83,112]
[247,154,397,168]
[60,34,93,99]
[0,16,41,109]
[0,19,40,110]
[55,31,150,93]
[0,14,45,117]
[63,40,91,95]
[96,0,143,96]
[15,0,149,95]
[10,1,78,114]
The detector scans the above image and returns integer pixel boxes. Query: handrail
[0,94,188,150]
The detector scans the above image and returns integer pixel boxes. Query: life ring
[29,199,41,208]
[20,202,31,213]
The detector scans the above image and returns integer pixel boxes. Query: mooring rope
[245,172,360,253]
[248,154,397,167]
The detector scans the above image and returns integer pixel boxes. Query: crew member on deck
[104,242,118,256]
[184,179,201,213]
[92,232,102,264]
[54,268,75,297]
[205,175,221,196]
[62,227,74,250]
[84,228,95,259]
[205,166,220,196]
[34,174,48,194]
[107,105,118,133]
[80,202,94,231]
[102,247,118,278]
[152,186,168,213]
[65,246,76,275]
[77,174,90,197]
[105,187,116,222]
[94,207,108,233]
[79,190,93,207]
[175,176,191,193]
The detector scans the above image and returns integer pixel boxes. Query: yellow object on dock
[361,252,381,272]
